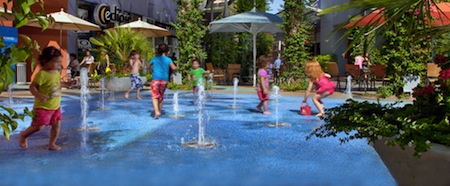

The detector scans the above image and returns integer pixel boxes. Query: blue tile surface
[0,90,396,186]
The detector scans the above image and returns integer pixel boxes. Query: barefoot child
[19,46,64,150]
[148,44,177,119]
[303,60,336,117]
[188,58,210,96]
[124,50,144,99]
[256,58,271,115]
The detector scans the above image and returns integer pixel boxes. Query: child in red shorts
[148,44,177,119]
[256,58,271,115]
[19,46,63,150]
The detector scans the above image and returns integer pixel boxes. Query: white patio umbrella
[0,7,14,21]
[209,7,283,86]
[108,17,172,37]
[26,8,101,47]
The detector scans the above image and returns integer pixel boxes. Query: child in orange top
[303,60,336,117]
[19,46,64,150]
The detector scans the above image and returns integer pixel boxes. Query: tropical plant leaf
[0,106,17,115]
[0,65,14,90]
[1,123,11,140]
[15,17,29,28]
[10,44,30,63]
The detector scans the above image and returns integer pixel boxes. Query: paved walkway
[0,84,413,102]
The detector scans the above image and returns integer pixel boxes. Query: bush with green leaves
[278,81,308,91]
[0,0,50,139]
[172,0,207,78]
[313,54,337,71]
[89,27,154,72]
[307,99,450,157]
[380,16,430,97]
[308,59,450,156]
[376,85,394,98]
[1,106,34,140]
[281,0,312,85]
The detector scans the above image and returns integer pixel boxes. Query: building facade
[319,0,358,75]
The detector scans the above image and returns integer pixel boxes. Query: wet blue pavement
[0,90,396,186]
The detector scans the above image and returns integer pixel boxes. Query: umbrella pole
[253,33,257,87]
[59,23,62,49]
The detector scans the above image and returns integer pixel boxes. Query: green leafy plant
[434,33,450,55]
[1,106,34,140]
[307,0,450,158]
[235,0,270,13]
[281,0,312,85]
[380,15,430,97]
[0,0,50,139]
[89,27,154,72]
[172,0,207,78]
[308,60,450,156]
[278,81,308,91]
[167,82,192,91]
[377,85,394,98]
[313,54,337,71]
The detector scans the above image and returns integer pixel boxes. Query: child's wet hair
[130,50,140,57]
[38,46,62,66]
[157,44,170,55]
[192,58,200,64]
[257,57,268,68]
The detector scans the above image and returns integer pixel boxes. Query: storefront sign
[0,26,18,44]
[94,4,132,27]
[78,39,92,49]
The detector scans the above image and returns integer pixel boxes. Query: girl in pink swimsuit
[303,60,336,117]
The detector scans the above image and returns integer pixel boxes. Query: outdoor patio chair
[206,63,226,84]
[427,63,441,84]
[325,62,346,90]
[344,64,364,90]
[370,64,391,87]
[226,64,241,83]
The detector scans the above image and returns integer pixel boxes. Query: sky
[268,0,284,14]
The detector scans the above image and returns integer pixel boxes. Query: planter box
[105,76,147,92]
[373,140,450,186]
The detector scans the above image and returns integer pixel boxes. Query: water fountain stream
[78,68,99,132]
[228,78,240,109]
[266,86,290,127]
[345,75,353,99]
[182,83,217,148]
[7,84,13,107]
[168,91,185,118]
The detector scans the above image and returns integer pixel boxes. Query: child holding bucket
[303,60,336,117]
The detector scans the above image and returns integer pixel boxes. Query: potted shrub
[307,60,450,185]
[89,28,153,91]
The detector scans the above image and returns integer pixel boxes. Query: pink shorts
[151,80,168,100]
[31,107,62,126]
[257,90,269,101]
[316,87,335,95]
[316,81,336,95]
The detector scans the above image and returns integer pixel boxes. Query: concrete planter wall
[105,77,147,92]
[373,140,450,186]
